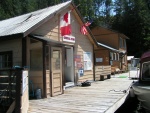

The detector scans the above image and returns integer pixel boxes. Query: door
[51,47,63,96]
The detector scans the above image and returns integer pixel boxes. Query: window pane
[52,50,60,70]
[0,51,12,69]
[124,39,126,49]
[142,61,150,80]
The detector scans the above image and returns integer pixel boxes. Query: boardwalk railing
[0,68,28,113]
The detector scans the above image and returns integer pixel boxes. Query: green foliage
[112,0,150,57]
[0,0,63,19]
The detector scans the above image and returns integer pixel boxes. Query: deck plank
[28,75,133,113]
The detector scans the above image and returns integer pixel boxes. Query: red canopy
[141,51,150,60]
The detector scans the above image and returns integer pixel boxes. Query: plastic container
[35,88,41,99]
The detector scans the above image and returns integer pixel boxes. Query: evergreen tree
[112,0,150,56]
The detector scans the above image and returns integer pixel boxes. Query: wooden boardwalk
[28,76,133,113]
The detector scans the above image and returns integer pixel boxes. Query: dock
[28,73,133,113]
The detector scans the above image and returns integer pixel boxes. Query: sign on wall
[83,52,92,70]
[96,58,103,62]
[78,68,84,77]
[74,55,83,69]
[63,35,75,43]
[22,70,28,94]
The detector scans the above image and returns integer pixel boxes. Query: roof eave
[0,33,24,40]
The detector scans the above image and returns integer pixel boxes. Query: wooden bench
[100,74,111,81]
[95,66,111,81]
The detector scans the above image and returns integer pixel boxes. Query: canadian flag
[60,11,71,36]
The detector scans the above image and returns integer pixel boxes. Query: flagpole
[71,4,80,12]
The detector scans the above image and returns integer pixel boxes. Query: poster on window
[84,52,91,61]
[83,52,92,70]
[84,61,92,70]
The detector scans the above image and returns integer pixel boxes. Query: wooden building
[0,0,98,103]
[92,26,129,74]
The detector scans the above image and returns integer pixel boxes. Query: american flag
[80,20,92,35]
[80,25,87,35]
[85,21,92,26]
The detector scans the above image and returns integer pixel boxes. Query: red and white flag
[80,21,92,35]
[80,25,88,35]
[60,11,71,36]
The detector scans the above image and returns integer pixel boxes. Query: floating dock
[28,74,133,113]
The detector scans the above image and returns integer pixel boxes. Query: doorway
[51,47,63,96]
[64,47,74,88]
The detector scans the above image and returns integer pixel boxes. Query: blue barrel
[35,89,41,99]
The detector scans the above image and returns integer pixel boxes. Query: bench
[100,74,111,81]
[95,66,111,81]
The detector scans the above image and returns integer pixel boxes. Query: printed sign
[22,70,28,94]
[63,35,75,43]
[84,61,92,70]
[84,52,91,61]
[77,62,83,68]
[74,55,81,62]
[96,58,103,62]
[78,68,84,77]
[83,52,92,70]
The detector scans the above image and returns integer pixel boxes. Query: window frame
[110,52,113,60]
[119,37,123,48]
[141,61,150,81]
[114,53,116,60]
[0,51,13,69]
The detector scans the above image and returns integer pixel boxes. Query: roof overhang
[97,42,127,55]
[97,42,119,52]
[30,34,66,46]
[0,33,23,40]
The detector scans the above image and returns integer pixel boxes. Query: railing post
[8,69,12,105]
[15,68,22,113]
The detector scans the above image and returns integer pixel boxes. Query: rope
[109,81,134,94]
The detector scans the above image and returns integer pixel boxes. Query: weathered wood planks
[28,76,133,113]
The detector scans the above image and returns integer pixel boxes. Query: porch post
[22,37,27,67]
[43,41,47,98]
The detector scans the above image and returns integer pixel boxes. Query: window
[0,51,12,69]
[119,37,123,48]
[123,39,126,49]
[142,61,150,81]
[116,53,119,61]
[122,56,125,63]
[83,52,92,70]
[110,52,113,60]
[114,53,116,60]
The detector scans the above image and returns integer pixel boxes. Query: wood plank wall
[0,38,22,67]
[31,7,94,94]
